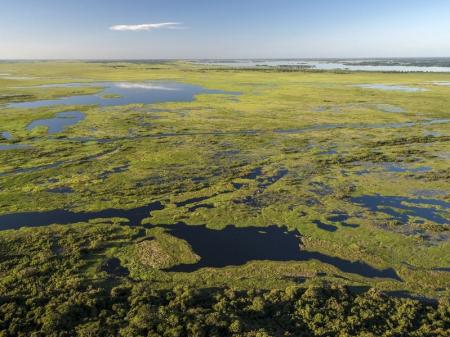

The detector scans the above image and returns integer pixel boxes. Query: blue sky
[1,0,449,59]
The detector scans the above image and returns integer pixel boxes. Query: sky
[1,0,450,59]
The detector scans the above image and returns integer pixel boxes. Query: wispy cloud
[109,22,183,31]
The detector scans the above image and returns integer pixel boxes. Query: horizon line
[1,56,450,62]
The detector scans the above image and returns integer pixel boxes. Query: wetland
[0,60,448,307]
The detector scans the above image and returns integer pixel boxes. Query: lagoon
[7,81,239,109]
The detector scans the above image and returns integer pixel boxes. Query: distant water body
[196,59,450,73]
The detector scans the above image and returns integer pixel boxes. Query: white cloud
[115,83,179,90]
[109,22,182,31]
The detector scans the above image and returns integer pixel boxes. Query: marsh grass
[0,61,448,300]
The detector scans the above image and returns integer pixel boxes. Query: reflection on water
[166,223,400,280]
[0,204,400,279]
[7,81,239,109]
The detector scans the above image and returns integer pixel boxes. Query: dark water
[232,182,245,189]
[191,176,208,183]
[328,214,349,222]
[8,81,239,109]
[242,167,263,180]
[313,220,338,232]
[0,202,401,279]
[341,223,360,228]
[0,201,163,230]
[327,214,360,228]
[352,195,450,224]
[240,167,288,188]
[233,168,289,208]
[27,111,85,134]
[166,223,401,280]
[46,187,74,194]
[382,164,432,173]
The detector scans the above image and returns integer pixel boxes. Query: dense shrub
[0,282,448,337]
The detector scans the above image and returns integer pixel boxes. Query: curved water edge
[0,80,240,143]
[0,202,401,280]
[0,201,164,230]
[5,81,240,109]
[27,111,85,134]
[351,195,450,225]
[165,223,401,281]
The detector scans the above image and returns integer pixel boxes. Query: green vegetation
[2,283,450,336]
[0,61,449,335]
